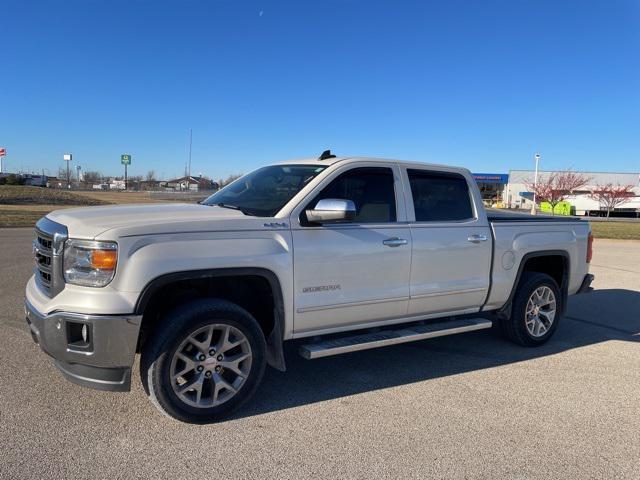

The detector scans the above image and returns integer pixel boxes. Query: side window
[407,169,474,222]
[308,167,397,223]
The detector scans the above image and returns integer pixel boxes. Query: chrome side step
[299,318,492,359]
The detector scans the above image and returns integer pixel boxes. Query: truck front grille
[33,217,68,298]
[34,231,54,295]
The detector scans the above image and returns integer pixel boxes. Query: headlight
[63,239,118,287]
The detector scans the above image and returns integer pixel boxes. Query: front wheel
[141,299,267,423]
[503,272,562,347]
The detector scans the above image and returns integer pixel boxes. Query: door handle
[383,237,408,247]
[467,234,488,243]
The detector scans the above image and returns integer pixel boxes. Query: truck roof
[277,156,469,173]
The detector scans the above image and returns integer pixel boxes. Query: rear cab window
[407,169,474,222]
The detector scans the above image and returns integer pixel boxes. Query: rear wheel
[503,272,561,346]
[141,299,266,423]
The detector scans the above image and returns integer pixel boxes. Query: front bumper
[25,300,142,392]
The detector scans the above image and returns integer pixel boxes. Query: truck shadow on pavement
[236,288,640,420]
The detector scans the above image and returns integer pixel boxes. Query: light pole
[63,154,73,189]
[531,153,541,215]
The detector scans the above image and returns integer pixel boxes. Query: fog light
[66,321,92,350]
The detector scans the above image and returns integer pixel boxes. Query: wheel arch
[135,267,286,371]
[497,250,570,319]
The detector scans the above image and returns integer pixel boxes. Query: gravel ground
[1,229,638,479]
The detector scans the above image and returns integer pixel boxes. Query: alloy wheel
[169,324,252,408]
[525,286,557,337]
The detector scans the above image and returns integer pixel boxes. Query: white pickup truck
[25,152,594,422]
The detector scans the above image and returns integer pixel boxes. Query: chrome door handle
[467,234,488,243]
[383,237,408,247]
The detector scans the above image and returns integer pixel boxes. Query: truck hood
[46,203,270,239]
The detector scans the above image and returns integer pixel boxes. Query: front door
[291,164,411,335]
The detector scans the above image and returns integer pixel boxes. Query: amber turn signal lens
[91,250,117,270]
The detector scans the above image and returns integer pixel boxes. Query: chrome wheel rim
[525,286,557,337]
[170,324,252,408]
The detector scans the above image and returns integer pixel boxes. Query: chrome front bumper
[25,300,142,392]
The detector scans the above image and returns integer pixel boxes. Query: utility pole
[188,128,193,179]
[531,153,541,215]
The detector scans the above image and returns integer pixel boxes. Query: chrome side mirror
[306,198,356,224]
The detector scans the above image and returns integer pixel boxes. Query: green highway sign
[121,154,132,165]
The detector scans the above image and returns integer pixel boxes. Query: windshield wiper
[215,203,255,216]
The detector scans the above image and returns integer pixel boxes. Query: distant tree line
[0,174,26,185]
[2,168,235,191]
[217,174,243,188]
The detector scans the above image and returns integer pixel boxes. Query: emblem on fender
[263,222,288,228]
[302,284,341,293]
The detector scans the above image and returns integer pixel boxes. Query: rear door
[402,167,492,316]
[291,163,412,335]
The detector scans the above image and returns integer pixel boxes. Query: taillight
[586,233,593,263]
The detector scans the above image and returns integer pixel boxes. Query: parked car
[25,152,594,422]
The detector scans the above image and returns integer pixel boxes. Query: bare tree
[146,170,157,182]
[83,171,103,183]
[218,173,243,188]
[128,175,143,190]
[588,184,635,219]
[526,170,591,215]
[57,167,73,188]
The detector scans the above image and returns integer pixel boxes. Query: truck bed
[487,209,585,223]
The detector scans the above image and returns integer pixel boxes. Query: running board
[299,318,493,359]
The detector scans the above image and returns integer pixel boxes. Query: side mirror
[306,198,356,224]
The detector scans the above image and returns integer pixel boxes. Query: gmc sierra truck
[25,152,594,423]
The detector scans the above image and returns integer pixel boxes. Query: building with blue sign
[472,173,509,206]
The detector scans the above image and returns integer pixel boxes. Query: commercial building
[472,173,509,207]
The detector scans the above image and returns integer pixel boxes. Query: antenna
[318,149,336,161]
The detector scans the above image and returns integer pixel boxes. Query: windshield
[203,164,327,217]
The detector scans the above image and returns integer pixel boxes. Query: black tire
[503,272,562,347]
[140,299,267,423]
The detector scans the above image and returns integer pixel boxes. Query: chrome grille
[33,217,68,298]
[34,231,53,294]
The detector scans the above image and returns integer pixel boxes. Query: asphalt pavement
[1,228,638,479]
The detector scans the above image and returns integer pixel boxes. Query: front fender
[108,230,295,340]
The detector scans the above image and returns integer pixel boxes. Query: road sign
[0,148,6,157]
[63,153,72,161]
[121,154,131,165]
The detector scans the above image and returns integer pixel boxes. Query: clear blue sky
[2,0,639,179]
